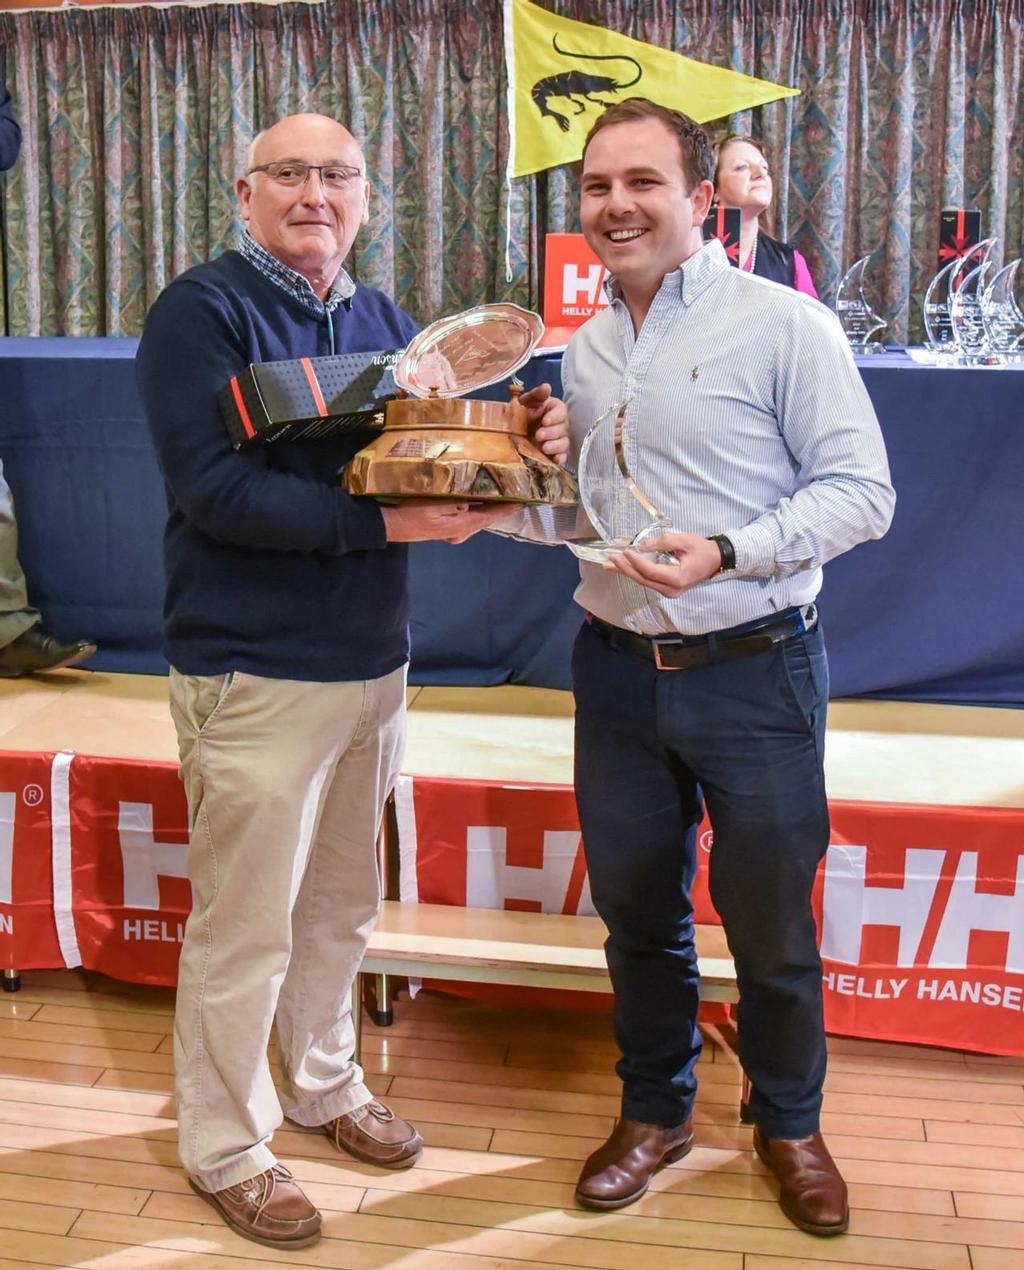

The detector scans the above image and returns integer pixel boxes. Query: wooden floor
[0,974,1022,1269]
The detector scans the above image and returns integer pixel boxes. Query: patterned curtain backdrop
[0,0,1021,339]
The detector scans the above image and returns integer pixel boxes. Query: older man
[137,113,566,1251]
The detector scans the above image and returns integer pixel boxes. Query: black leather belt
[589,605,817,672]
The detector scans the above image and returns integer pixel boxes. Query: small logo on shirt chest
[690,366,699,381]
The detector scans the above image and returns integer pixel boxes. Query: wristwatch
[708,534,736,573]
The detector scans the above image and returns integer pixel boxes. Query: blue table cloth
[1,338,1021,705]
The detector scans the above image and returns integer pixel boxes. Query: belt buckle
[652,638,686,671]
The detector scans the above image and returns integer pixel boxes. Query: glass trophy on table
[923,237,994,358]
[981,258,1024,363]
[567,400,678,566]
[949,239,999,364]
[922,257,960,353]
[836,255,888,353]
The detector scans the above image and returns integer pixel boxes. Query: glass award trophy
[923,257,960,352]
[950,240,998,363]
[836,255,888,353]
[921,238,994,361]
[567,400,677,566]
[981,258,1024,363]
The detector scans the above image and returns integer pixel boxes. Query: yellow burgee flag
[505,0,800,177]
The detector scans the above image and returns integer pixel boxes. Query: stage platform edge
[2,668,1024,805]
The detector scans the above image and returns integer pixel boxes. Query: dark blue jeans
[572,617,830,1140]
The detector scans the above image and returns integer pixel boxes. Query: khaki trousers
[169,664,406,1191]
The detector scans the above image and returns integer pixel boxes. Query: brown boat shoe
[754,1126,850,1236]
[575,1116,694,1210]
[189,1163,321,1249]
[322,1099,423,1169]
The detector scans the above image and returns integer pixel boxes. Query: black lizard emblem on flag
[531,34,643,134]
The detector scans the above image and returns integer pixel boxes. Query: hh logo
[118,801,192,910]
[465,826,596,916]
[822,845,1024,973]
[543,234,610,325]
[561,263,608,309]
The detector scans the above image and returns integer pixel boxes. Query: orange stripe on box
[301,358,328,417]
[229,377,256,439]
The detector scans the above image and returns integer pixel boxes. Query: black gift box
[938,209,982,270]
[702,206,742,265]
[220,349,402,449]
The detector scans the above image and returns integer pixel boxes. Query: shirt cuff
[727,521,778,576]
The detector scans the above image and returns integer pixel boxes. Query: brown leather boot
[322,1099,423,1169]
[575,1116,694,1210]
[189,1164,321,1249]
[753,1127,849,1235]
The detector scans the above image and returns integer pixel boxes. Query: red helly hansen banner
[68,755,190,986]
[8,749,1022,1054]
[396,776,1024,1056]
[0,750,66,971]
[395,774,720,924]
[542,234,609,330]
[823,801,1024,1056]
[392,775,723,1018]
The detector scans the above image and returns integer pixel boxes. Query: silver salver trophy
[981,258,1024,363]
[567,400,678,566]
[835,255,888,353]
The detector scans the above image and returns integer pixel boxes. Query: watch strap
[708,534,736,572]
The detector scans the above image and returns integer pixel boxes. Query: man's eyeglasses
[246,161,364,191]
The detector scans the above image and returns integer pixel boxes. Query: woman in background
[713,135,818,298]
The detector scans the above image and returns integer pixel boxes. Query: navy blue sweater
[136,250,419,681]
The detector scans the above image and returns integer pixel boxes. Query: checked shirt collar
[239,231,355,318]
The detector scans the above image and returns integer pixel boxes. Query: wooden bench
[354,900,739,1064]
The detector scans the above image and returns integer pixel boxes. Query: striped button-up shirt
[509,237,895,636]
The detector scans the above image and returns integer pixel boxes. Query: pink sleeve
[792,250,818,298]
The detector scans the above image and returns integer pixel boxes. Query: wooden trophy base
[344,393,577,505]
